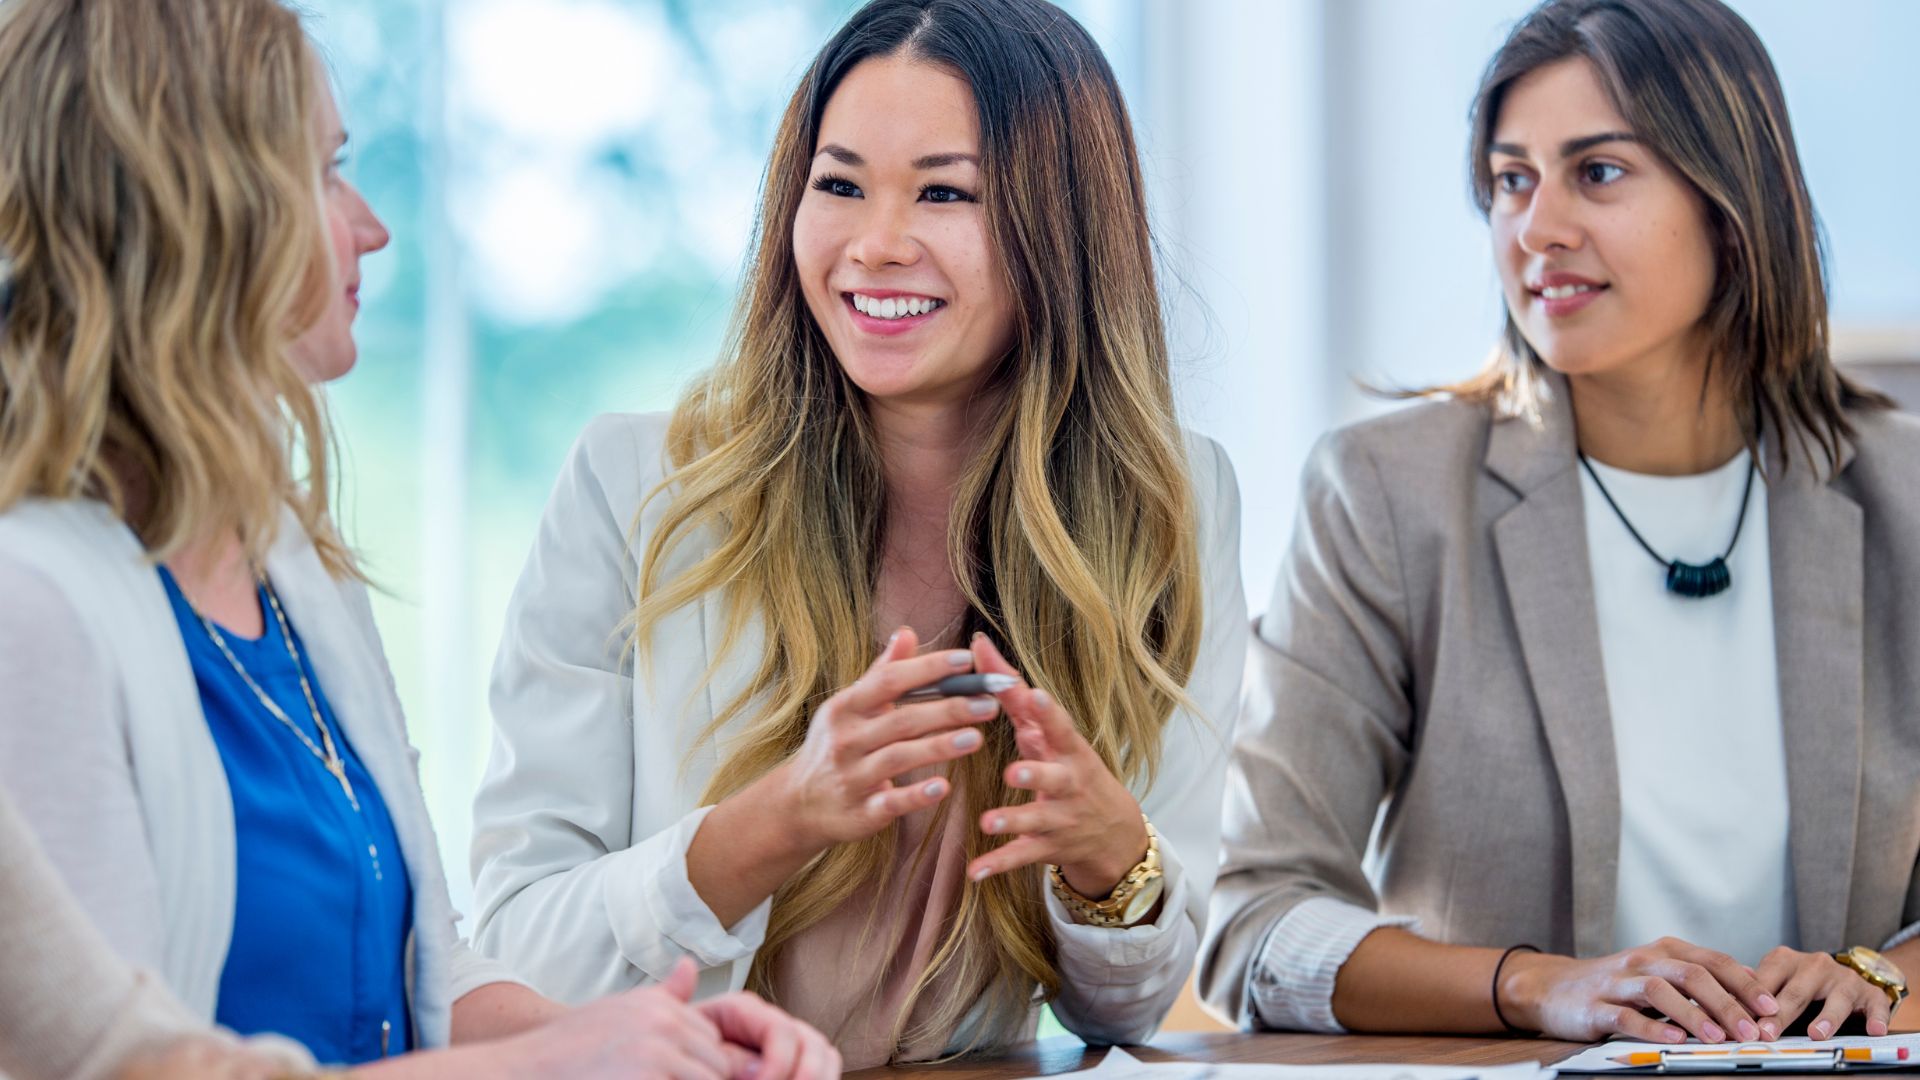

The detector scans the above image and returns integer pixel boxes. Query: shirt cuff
[603,804,771,975]
[1249,896,1418,1033]
[1881,919,1920,952]
[1048,832,1191,975]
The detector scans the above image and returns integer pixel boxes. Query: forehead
[816,55,979,158]
[1492,57,1630,150]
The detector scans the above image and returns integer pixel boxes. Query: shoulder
[1179,429,1237,514]
[546,411,676,532]
[1839,406,1920,507]
[1298,398,1494,513]
[0,551,95,657]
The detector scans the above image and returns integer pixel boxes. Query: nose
[844,196,918,272]
[348,182,390,256]
[1517,179,1583,256]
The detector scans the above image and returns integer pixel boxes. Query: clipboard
[1556,1036,1920,1074]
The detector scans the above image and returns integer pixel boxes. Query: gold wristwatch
[1834,945,1908,1008]
[1046,815,1164,928]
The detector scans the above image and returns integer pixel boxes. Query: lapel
[1765,435,1863,950]
[1485,375,1622,957]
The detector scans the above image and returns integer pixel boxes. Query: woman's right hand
[1502,937,1780,1044]
[770,627,996,850]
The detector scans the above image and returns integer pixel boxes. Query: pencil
[898,673,1021,701]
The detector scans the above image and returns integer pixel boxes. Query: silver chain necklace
[191,580,387,881]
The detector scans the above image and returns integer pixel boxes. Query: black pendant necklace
[1577,452,1758,599]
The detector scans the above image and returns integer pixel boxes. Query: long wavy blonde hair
[629,0,1202,1058]
[0,0,348,575]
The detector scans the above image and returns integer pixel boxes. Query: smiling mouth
[845,292,945,321]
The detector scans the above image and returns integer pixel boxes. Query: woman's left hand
[964,635,1149,899]
[1752,947,1895,1040]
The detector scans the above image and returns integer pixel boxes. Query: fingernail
[867,793,887,812]
[743,1063,762,1080]
[1760,1021,1779,1040]
[887,629,900,647]
[1870,1020,1890,1036]
[1015,767,1032,784]
[922,780,944,798]
[947,650,971,667]
[1703,1022,1724,1043]
[971,631,986,641]
[1664,1027,1686,1043]
[1737,1020,1758,1042]
[953,729,981,749]
[987,815,1005,833]
[1757,993,1778,1014]
[1031,688,1052,709]
[971,866,991,881]
[967,697,996,717]
[1812,1020,1832,1040]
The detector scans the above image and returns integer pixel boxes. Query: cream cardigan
[0,499,521,1050]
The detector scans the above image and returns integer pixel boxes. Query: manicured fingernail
[1031,689,1052,709]
[887,629,900,647]
[1811,1020,1832,1040]
[1737,1020,1758,1042]
[972,631,986,641]
[1703,1022,1724,1043]
[1664,1027,1685,1043]
[953,729,981,750]
[1015,767,1033,784]
[1759,1021,1779,1040]
[922,780,944,797]
[947,650,971,667]
[971,866,991,881]
[1757,994,1778,1014]
[967,697,996,717]
[867,793,887,812]
[986,815,1005,833]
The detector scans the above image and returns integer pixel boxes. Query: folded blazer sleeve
[1198,427,1417,1030]
[1046,435,1248,1046]
[469,417,769,1004]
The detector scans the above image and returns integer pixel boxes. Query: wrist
[732,764,831,867]
[1498,950,1571,1035]
[1058,813,1150,899]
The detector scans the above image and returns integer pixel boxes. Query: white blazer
[469,412,1249,1047]
[0,499,521,1049]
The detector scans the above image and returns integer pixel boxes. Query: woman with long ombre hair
[1202,0,1920,1049]
[470,0,1247,1066]
[0,1,830,1076]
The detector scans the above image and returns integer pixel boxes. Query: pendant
[1665,556,1732,599]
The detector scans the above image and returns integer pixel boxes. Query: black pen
[898,673,1020,702]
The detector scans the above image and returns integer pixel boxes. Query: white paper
[1022,1046,1557,1080]
[1555,1034,1920,1073]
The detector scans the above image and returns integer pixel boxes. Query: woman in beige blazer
[1201,0,1920,1050]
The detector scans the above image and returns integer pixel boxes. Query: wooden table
[849,1032,1860,1079]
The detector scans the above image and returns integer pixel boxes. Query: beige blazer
[1199,376,1920,1027]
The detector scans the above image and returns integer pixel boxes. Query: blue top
[159,569,414,1065]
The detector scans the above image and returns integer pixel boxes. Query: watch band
[1046,814,1163,928]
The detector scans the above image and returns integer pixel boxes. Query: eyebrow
[813,144,979,169]
[1489,131,1638,159]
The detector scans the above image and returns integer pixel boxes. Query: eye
[811,174,862,199]
[1581,161,1626,185]
[919,184,976,204]
[1494,169,1536,196]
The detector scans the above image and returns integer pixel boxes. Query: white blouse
[468,412,1249,1047]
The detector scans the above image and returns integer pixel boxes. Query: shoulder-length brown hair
[1433,0,1889,471]
[0,0,349,574]
[629,0,1201,1059]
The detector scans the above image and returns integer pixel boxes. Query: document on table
[1020,1047,1557,1080]
[1554,1034,1920,1073]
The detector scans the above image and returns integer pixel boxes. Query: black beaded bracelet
[1491,943,1542,1035]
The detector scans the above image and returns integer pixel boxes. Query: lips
[841,288,945,336]
[1525,271,1607,317]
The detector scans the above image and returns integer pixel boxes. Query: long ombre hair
[1427,0,1890,469]
[630,0,1202,1057]
[0,0,349,574]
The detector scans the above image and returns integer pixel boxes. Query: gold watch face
[1844,946,1907,990]
[1120,873,1165,925]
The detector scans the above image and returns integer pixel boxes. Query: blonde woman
[470,0,1248,1068]
[0,1,829,1076]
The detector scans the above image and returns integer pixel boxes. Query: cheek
[789,206,841,309]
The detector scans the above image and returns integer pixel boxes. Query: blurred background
[302,0,1920,1030]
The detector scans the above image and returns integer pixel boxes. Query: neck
[1567,350,1745,476]
[167,528,265,637]
[867,390,999,525]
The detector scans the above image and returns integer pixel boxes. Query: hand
[1502,937,1779,1044]
[770,628,996,852]
[507,958,737,1079]
[1753,946,1895,1040]
[113,1038,284,1080]
[963,635,1149,900]
[695,991,842,1080]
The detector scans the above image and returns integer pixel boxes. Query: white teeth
[851,294,943,320]
[1540,284,1598,300]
